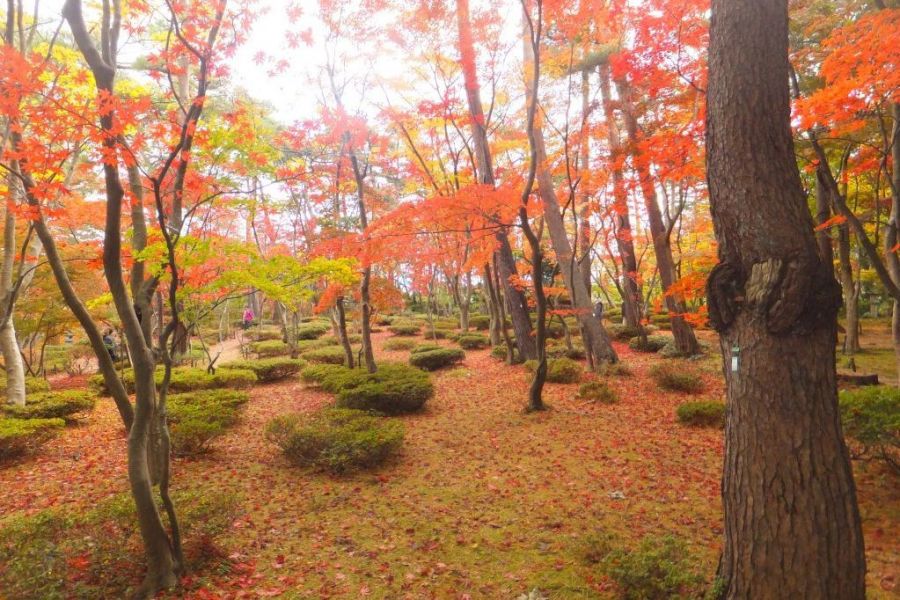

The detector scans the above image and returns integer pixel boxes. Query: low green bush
[309,363,433,414]
[388,322,421,336]
[251,340,291,357]
[524,358,582,384]
[425,327,456,340]
[0,490,239,599]
[266,408,403,474]
[302,346,349,365]
[468,315,490,330]
[409,348,465,371]
[375,315,394,326]
[300,363,348,386]
[676,401,726,427]
[432,319,459,329]
[295,337,339,353]
[582,534,706,600]
[209,368,256,389]
[220,358,305,383]
[411,344,443,355]
[547,340,587,360]
[251,328,283,342]
[578,381,618,404]
[384,338,417,351]
[597,362,633,377]
[650,363,705,394]
[607,324,646,341]
[3,391,96,422]
[491,343,509,360]
[89,366,256,396]
[167,389,250,455]
[839,386,899,472]
[297,322,331,340]
[628,335,672,353]
[458,334,489,350]
[0,417,64,459]
[0,376,52,395]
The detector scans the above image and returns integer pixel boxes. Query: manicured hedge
[167,389,250,455]
[676,401,725,427]
[458,334,489,350]
[409,348,465,371]
[2,391,96,422]
[220,358,305,382]
[524,358,582,384]
[0,418,64,459]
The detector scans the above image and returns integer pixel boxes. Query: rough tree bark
[705,1,866,597]
[0,173,27,406]
[617,81,700,356]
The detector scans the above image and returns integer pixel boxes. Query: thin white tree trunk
[1,174,26,405]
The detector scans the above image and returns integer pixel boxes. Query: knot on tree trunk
[707,255,841,335]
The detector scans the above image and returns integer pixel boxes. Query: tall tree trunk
[838,222,861,354]
[0,175,25,405]
[598,64,642,329]
[531,110,618,365]
[888,103,900,384]
[455,0,536,360]
[705,1,866,597]
[617,82,699,355]
[349,153,377,373]
[577,69,593,297]
[335,296,354,369]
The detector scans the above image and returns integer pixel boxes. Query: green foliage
[597,362,633,378]
[676,401,726,427]
[607,324,646,341]
[389,322,421,336]
[384,338,417,351]
[547,339,586,360]
[582,534,706,600]
[266,408,403,474]
[432,318,459,329]
[220,358,305,383]
[650,363,705,394]
[426,327,456,340]
[524,358,582,384]
[578,381,618,404]
[411,344,443,354]
[295,337,339,353]
[310,363,434,414]
[0,418,65,459]
[839,386,899,471]
[300,363,348,386]
[628,335,672,353]
[457,334,489,349]
[409,348,465,371]
[468,315,490,330]
[303,345,349,365]
[1,376,53,395]
[0,490,239,599]
[210,368,257,389]
[250,327,283,341]
[167,389,250,455]
[491,343,509,360]
[297,322,331,340]
[251,340,291,357]
[3,391,96,422]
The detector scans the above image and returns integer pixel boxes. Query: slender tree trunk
[0,176,25,405]
[455,0,536,360]
[598,63,642,330]
[888,103,900,384]
[531,112,618,365]
[617,82,699,355]
[349,152,377,373]
[705,1,866,597]
[484,265,502,346]
[577,69,593,297]
[335,296,354,369]
[838,223,861,354]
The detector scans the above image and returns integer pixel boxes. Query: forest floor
[1,330,897,599]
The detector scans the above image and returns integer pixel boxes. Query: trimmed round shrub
[220,358,305,383]
[650,363,705,394]
[458,334,489,350]
[547,340,586,360]
[1,376,53,395]
[839,386,899,472]
[676,401,725,427]
[3,391,96,422]
[384,338,417,351]
[432,319,459,330]
[375,315,394,326]
[210,368,257,389]
[425,327,456,340]
[296,338,339,353]
[607,324,646,341]
[266,408,403,474]
[301,363,348,386]
[468,315,491,330]
[0,418,64,459]
[524,358,582,384]
[628,335,672,353]
[597,362,633,378]
[491,343,509,360]
[303,346,349,365]
[324,363,434,414]
[297,322,331,340]
[167,389,250,455]
[411,344,443,355]
[409,348,465,371]
[578,381,618,404]
[251,340,291,358]
[251,328,283,342]
[389,322,421,336]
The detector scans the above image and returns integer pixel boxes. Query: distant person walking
[242,307,255,330]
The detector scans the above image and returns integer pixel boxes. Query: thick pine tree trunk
[705,1,866,597]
